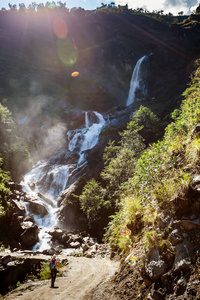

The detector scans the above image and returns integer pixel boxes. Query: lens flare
[71,71,79,77]
[56,37,78,66]
[124,233,130,239]
[53,18,68,39]
[129,256,137,262]
[48,2,56,9]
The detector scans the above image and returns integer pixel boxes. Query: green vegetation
[103,62,200,252]
[79,106,162,235]
[0,102,31,182]
[0,102,32,218]
[39,262,51,281]
[0,157,11,217]
[38,261,66,281]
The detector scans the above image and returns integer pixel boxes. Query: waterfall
[21,111,106,251]
[126,55,147,106]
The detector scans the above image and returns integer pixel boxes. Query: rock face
[0,183,39,251]
[0,253,47,295]
[140,180,200,299]
[20,222,39,249]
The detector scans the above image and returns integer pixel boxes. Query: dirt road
[7,256,119,300]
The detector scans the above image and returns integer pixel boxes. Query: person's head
[53,254,56,259]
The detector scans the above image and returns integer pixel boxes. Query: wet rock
[37,193,54,207]
[26,197,48,217]
[48,228,64,243]
[28,181,35,191]
[10,199,25,216]
[20,222,39,249]
[9,182,23,192]
[69,241,81,249]
[10,213,24,238]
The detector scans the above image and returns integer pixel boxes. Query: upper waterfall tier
[126,55,148,106]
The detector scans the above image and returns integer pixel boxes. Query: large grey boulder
[20,221,39,249]
[145,246,166,282]
[173,241,192,272]
[10,199,26,216]
[26,197,48,217]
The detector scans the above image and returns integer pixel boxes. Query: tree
[19,3,26,12]
[79,179,106,226]
[27,2,37,12]
[8,3,17,11]
[0,103,31,181]
[178,11,184,16]
[57,1,67,10]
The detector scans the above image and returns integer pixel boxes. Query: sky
[0,0,199,15]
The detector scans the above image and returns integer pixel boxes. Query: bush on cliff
[79,106,162,237]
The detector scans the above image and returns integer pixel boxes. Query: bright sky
[0,0,199,15]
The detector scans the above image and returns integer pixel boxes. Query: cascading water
[126,55,148,106]
[21,111,106,250]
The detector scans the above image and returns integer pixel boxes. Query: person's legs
[51,269,57,287]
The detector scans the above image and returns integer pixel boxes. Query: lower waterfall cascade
[21,110,106,251]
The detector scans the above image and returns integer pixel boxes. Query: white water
[126,55,147,106]
[67,111,105,164]
[21,111,106,250]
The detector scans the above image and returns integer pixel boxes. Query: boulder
[10,199,26,216]
[69,241,81,249]
[20,222,39,249]
[173,241,192,272]
[28,181,36,191]
[10,213,24,239]
[145,246,166,282]
[169,229,184,245]
[173,219,200,231]
[26,197,48,217]
[48,228,64,243]
[37,193,54,207]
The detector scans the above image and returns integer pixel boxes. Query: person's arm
[55,260,58,269]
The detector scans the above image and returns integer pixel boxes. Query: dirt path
[7,256,119,300]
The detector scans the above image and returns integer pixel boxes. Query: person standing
[49,254,58,288]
